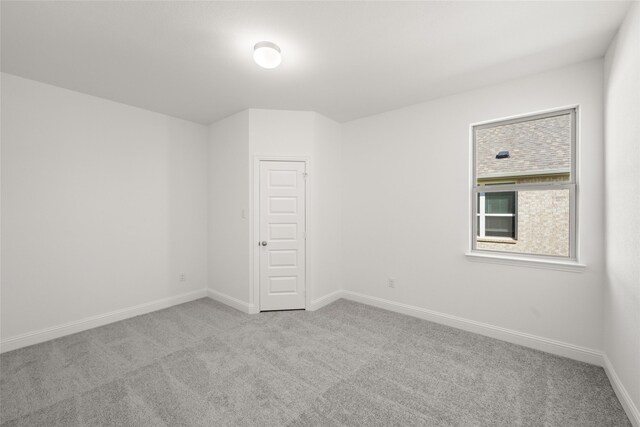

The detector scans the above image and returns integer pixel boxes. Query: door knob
[261,241,268,246]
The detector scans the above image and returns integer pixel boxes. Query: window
[471,108,576,259]
[477,191,516,240]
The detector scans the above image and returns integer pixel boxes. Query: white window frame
[470,107,579,265]
[477,191,517,240]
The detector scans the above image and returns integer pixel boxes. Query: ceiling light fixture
[253,41,282,69]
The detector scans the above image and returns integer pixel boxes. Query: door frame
[251,156,311,313]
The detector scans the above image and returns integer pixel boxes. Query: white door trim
[251,156,310,312]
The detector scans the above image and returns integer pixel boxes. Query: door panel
[259,161,306,311]
[268,223,297,241]
[269,197,297,214]
[268,276,298,294]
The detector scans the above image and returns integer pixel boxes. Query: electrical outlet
[179,273,186,282]
[388,277,396,288]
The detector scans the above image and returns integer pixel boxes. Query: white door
[259,161,306,311]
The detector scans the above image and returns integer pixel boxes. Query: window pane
[485,216,515,238]
[476,189,570,257]
[475,113,572,185]
[485,192,515,214]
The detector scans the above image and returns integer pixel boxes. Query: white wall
[604,2,640,421]
[208,109,342,309]
[341,59,605,352]
[208,111,251,305]
[248,110,315,309]
[1,73,208,343]
[249,109,315,156]
[249,110,343,306]
[310,114,343,302]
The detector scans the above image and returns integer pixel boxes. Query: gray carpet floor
[0,298,631,426]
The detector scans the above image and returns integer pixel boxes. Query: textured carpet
[0,298,630,426]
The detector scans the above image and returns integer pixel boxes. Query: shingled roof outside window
[476,113,571,180]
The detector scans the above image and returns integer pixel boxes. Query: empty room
[1,1,639,426]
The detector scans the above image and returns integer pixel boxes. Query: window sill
[477,237,517,244]
[465,252,586,272]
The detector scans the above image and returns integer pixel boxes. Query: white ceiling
[1,1,632,124]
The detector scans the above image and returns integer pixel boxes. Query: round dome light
[253,41,282,69]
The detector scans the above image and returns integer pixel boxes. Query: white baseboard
[0,288,208,354]
[603,354,640,426]
[207,288,341,314]
[308,290,343,311]
[207,289,255,314]
[341,290,604,366]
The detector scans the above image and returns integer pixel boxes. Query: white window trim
[469,106,582,269]
[464,252,586,272]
